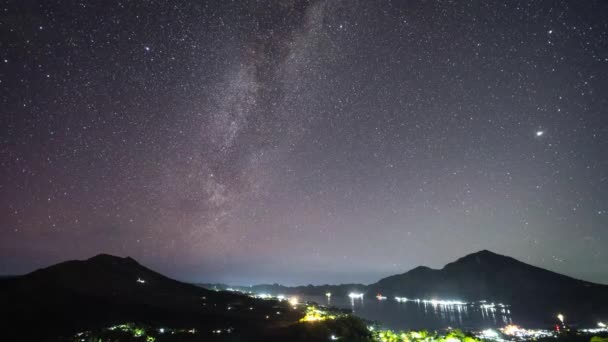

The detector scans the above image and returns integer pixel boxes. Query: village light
[481,329,499,338]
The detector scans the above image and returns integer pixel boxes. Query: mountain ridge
[206,250,608,316]
[365,249,608,317]
[3,250,608,339]
[379,249,598,286]
[0,253,300,340]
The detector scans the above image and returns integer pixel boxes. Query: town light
[502,325,522,336]
[481,329,499,338]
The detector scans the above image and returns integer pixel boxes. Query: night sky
[1,1,607,286]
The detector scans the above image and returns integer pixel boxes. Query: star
[536,130,544,137]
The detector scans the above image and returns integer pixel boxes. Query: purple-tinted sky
[1,0,607,286]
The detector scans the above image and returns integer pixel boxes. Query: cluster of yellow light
[299,306,336,323]
[501,325,522,336]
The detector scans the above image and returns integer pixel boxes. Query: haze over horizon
[2,1,607,286]
[4,249,608,288]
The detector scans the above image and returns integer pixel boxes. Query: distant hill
[369,250,606,303]
[0,274,18,279]
[19,254,217,297]
[0,254,300,341]
[370,250,608,316]
[211,250,608,318]
[202,282,367,297]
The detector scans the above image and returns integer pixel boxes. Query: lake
[300,294,516,331]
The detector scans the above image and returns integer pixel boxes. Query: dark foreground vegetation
[50,316,374,342]
[46,320,608,342]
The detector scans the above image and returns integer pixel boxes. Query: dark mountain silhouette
[208,250,608,319]
[0,254,300,341]
[368,250,608,315]
[3,250,607,340]
[20,254,210,297]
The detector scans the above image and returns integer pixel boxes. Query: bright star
[536,130,544,137]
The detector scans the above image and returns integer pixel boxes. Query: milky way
[1,0,607,285]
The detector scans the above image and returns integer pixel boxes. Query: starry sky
[1,0,607,286]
